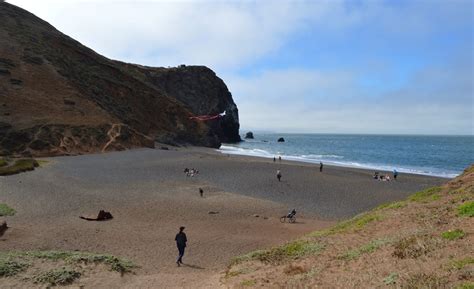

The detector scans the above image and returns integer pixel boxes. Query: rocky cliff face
[117,63,241,143]
[0,2,240,157]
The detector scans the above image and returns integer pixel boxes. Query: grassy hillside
[224,166,473,288]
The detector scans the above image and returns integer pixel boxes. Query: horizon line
[238,131,474,137]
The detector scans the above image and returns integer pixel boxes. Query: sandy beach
[0,147,445,288]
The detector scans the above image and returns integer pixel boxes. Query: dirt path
[102,123,122,152]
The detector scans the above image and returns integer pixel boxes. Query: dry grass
[224,165,474,289]
[392,234,441,259]
[402,273,448,289]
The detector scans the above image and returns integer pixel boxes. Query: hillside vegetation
[224,166,474,288]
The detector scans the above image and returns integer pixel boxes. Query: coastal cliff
[0,2,240,157]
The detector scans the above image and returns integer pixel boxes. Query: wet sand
[0,147,445,288]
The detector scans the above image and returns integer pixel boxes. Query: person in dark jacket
[175,226,187,266]
[320,162,323,172]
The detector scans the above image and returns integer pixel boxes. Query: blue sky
[8,0,474,135]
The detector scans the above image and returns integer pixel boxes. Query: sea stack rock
[277,137,285,142]
[245,132,254,139]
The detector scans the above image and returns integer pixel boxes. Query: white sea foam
[218,145,458,178]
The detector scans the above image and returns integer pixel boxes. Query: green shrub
[240,279,256,286]
[34,268,81,286]
[383,272,398,285]
[311,213,381,237]
[376,201,407,210]
[339,238,391,260]
[0,158,7,167]
[408,187,443,202]
[456,282,474,289]
[232,241,324,265]
[13,251,136,273]
[458,201,474,217]
[450,257,474,270]
[0,159,39,176]
[0,259,29,277]
[0,204,15,216]
[441,229,465,240]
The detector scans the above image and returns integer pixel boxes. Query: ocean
[218,134,474,178]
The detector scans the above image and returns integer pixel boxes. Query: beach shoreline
[218,144,459,179]
[0,146,447,288]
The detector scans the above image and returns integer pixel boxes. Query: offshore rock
[245,132,254,139]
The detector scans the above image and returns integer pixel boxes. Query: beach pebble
[208,211,219,214]
[253,214,259,218]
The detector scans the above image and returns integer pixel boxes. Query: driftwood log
[80,210,113,221]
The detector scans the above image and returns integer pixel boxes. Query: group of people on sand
[183,168,199,177]
[373,169,398,181]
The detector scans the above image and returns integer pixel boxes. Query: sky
[6,0,474,135]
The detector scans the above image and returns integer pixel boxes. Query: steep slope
[0,2,240,157]
[224,166,474,288]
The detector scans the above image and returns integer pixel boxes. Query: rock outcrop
[277,137,285,142]
[245,132,254,139]
[0,2,240,157]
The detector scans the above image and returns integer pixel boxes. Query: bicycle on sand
[280,209,296,223]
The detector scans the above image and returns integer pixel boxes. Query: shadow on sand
[182,263,205,270]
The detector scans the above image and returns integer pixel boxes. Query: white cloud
[5,0,473,134]
[229,64,473,135]
[7,0,330,70]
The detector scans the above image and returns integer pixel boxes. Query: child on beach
[276,169,282,182]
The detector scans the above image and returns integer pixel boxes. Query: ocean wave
[217,145,458,178]
[301,154,344,159]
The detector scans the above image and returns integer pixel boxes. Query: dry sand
[0,147,445,288]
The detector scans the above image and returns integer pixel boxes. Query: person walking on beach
[393,169,398,180]
[199,188,203,197]
[273,157,276,162]
[279,156,282,162]
[175,226,187,266]
[276,169,282,182]
[320,162,323,172]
